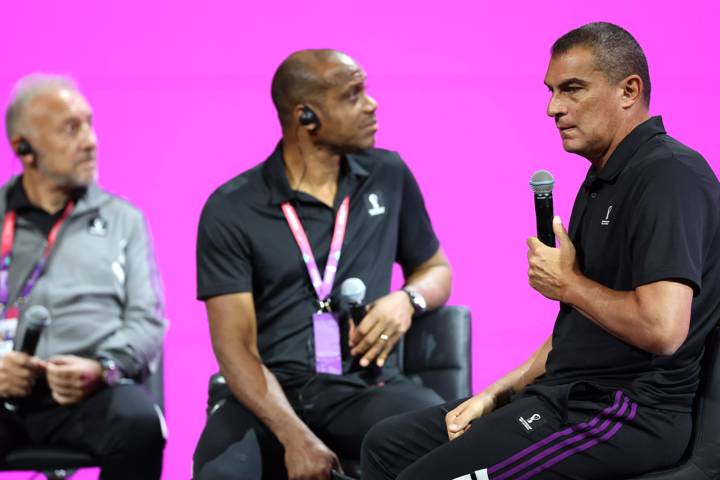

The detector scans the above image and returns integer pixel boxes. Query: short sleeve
[196,193,253,300]
[628,163,707,294]
[395,159,440,270]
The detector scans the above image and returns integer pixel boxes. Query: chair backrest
[400,305,472,401]
[629,325,720,480]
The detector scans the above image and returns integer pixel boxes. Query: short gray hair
[551,22,651,107]
[5,73,78,140]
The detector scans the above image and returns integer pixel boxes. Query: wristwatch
[401,288,427,314]
[99,358,121,386]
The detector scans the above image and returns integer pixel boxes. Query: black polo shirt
[196,142,440,390]
[5,178,82,236]
[536,116,720,412]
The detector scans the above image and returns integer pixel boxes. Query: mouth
[558,126,576,136]
[364,121,379,133]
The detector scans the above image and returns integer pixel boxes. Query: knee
[361,416,398,469]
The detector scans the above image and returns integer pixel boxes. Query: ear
[9,136,35,168]
[620,75,644,109]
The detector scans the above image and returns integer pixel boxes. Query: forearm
[218,346,312,445]
[563,274,690,355]
[484,336,551,406]
[404,250,452,310]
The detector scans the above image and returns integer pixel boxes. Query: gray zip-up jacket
[0,177,166,379]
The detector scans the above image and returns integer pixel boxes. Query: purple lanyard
[281,197,350,310]
[0,202,75,317]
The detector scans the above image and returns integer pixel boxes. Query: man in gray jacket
[0,74,166,479]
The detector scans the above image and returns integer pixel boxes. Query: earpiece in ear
[16,138,34,157]
[299,106,320,131]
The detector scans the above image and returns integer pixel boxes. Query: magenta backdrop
[1,1,719,478]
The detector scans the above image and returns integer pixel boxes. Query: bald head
[271,49,360,129]
[5,74,78,141]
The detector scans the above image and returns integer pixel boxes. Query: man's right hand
[283,429,342,480]
[445,391,497,441]
[0,351,45,397]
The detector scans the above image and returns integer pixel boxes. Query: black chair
[205,306,472,479]
[0,355,165,480]
[627,325,720,480]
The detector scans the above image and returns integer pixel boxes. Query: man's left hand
[46,355,103,406]
[349,291,414,367]
[527,216,579,302]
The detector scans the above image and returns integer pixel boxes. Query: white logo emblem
[601,205,613,226]
[519,413,542,431]
[367,193,386,216]
[88,216,108,236]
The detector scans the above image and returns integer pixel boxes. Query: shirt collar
[263,140,370,205]
[594,116,666,183]
[5,175,89,213]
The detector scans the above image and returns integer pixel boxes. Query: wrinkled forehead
[318,53,366,88]
[27,87,92,124]
[544,46,602,86]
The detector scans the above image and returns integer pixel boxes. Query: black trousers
[193,375,443,480]
[0,384,166,479]
[361,386,692,480]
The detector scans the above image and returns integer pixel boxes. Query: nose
[364,93,378,113]
[546,92,566,118]
[83,124,98,151]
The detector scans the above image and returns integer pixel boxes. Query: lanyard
[0,201,75,311]
[281,197,350,311]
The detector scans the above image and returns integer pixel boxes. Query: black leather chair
[205,306,473,480]
[0,355,165,480]
[627,325,720,480]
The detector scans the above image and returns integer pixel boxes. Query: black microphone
[4,306,50,412]
[530,170,556,247]
[16,305,51,355]
[340,277,367,326]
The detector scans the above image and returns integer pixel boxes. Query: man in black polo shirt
[193,50,451,480]
[362,22,720,480]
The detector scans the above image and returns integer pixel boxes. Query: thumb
[552,216,571,248]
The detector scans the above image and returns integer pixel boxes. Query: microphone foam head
[23,305,50,330]
[530,170,555,193]
[340,277,366,304]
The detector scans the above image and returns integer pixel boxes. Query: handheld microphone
[530,170,556,247]
[16,305,51,355]
[4,306,50,412]
[340,277,367,326]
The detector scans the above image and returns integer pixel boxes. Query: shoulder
[351,147,412,177]
[92,186,147,226]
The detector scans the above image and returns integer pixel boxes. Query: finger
[351,319,386,356]
[348,319,357,348]
[376,331,401,367]
[359,327,391,367]
[29,357,47,371]
[553,216,571,248]
[350,309,379,346]
[47,355,75,366]
[527,236,544,251]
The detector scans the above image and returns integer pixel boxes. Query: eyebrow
[545,77,590,90]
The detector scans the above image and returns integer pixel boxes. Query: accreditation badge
[0,311,18,357]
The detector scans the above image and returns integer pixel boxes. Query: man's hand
[46,355,103,406]
[283,429,342,480]
[349,290,414,368]
[0,351,45,397]
[527,216,579,302]
[445,392,497,441]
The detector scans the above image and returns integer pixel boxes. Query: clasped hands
[348,290,414,368]
[0,353,103,406]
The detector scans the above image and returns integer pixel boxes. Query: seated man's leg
[24,384,165,480]
[193,396,287,480]
[313,378,444,461]
[364,390,691,480]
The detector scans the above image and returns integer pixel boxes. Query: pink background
[1,1,719,478]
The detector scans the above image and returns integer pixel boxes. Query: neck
[592,111,650,171]
[283,139,341,206]
[21,172,72,214]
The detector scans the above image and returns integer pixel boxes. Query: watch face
[414,293,427,311]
